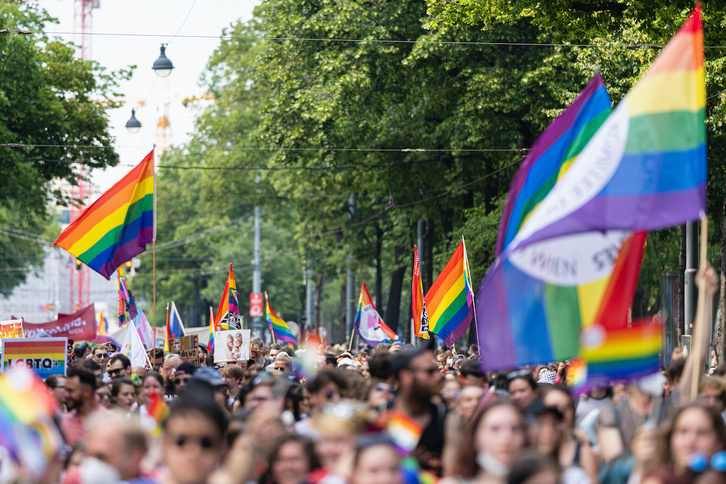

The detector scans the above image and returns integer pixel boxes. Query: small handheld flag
[353,281,397,347]
[265,292,297,345]
[215,263,241,331]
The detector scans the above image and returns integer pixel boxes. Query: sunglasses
[507,369,531,380]
[107,368,123,377]
[373,384,393,393]
[173,434,218,451]
[95,353,109,359]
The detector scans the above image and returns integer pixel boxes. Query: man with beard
[61,367,105,446]
[391,345,446,476]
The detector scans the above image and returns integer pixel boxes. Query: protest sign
[2,338,67,378]
[0,320,23,340]
[170,334,199,366]
[214,329,250,363]
[22,305,96,341]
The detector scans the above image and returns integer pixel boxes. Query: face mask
[476,452,510,477]
[80,457,120,484]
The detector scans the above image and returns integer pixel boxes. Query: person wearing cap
[74,342,91,360]
[176,362,197,392]
[390,345,446,476]
[337,357,356,370]
[193,367,230,416]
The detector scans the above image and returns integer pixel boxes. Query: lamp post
[152,44,174,78]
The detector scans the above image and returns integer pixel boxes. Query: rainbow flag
[0,368,63,478]
[354,281,397,347]
[145,392,169,437]
[54,149,155,280]
[475,76,616,370]
[424,240,474,347]
[207,306,216,352]
[118,267,155,349]
[96,311,108,336]
[503,7,705,255]
[214,263,241,330]
[386,410,423,453]
[265,292,296,345]
[411,245,429,339]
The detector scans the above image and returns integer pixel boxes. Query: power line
[33,30,726,49]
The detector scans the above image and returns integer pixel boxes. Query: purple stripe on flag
[513,185,706,251]
[475,261,518,371]
[98,226,154,279]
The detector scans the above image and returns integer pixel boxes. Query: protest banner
[0,320,24,340]
[22,305,96,341]
[2,338,67,378]
[214,329,250,363]
[170,334,199,365]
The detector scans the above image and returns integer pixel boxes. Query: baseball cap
[193,367,227,386]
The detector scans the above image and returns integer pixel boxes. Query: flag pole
[462,236,481,351]
[152,145,157,350]
[348,327,356,352]
[689,216,709,400]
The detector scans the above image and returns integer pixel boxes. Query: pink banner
[22,305,97,341]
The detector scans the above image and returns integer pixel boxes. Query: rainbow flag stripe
[505,7,705,254]
[425,240,473,346]
[54,150,155,279]
[265,293,296,345]
[582,320,662,381]
[2,339,66,379]
[207,306,216,352]
[214,263,240,330]
[497,74,612,255]
[354,281,397,347]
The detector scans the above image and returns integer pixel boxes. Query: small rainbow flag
[0,368,63,478]
[425,240,474,347]
[386,410,423,454]
[207,306,216,352]
[265,292,296,345]
[145,392,169,437]
[353,281,397,347]
[54,149,155,280]
[214,263,241,330]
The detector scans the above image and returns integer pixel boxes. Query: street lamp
[125,108,142,134]
[152,44,174,78]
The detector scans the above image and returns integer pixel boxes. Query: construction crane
[68,0,98,313]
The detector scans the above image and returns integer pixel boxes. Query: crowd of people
[13,322,724,484]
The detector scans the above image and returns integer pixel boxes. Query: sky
[35,0,259,192]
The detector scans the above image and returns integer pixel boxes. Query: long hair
[452,397,525,478]
[653,404,726,469]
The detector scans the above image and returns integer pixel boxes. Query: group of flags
[52,5,706,385]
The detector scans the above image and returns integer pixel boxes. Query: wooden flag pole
[348,327,356,352]
[153,240,157,349]
[689,216,709,401]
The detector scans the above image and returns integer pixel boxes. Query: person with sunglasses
[107,353,132,382]
[161,388,227,484]
[390,345,447,476]
[92,344,112,382]
[294,369,348,438]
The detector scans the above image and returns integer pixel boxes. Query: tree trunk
[386,244,406,335]
[405,232,415,344]
[375,225,383,316]
[424,218,435,290]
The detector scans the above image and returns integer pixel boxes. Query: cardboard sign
[2,338,67,378]
[170,335,199,366]
[22,305,96,341]
[214,329,250,363]
[0,320,23,340]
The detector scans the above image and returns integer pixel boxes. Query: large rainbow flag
[265,292,297,345]
[503,7,705,255]
[54,149,155,279]
[476,6,704,371]
[425,240,474,347]
[354,281,397,347]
